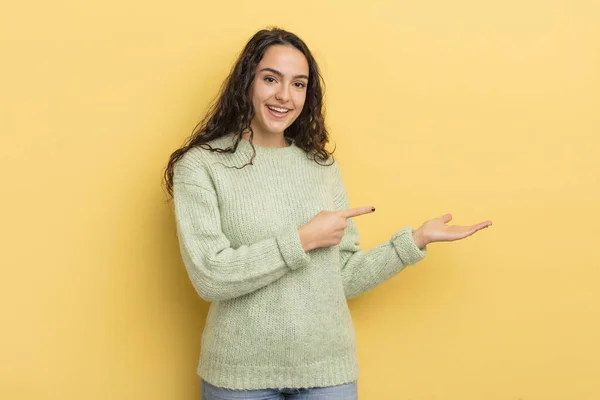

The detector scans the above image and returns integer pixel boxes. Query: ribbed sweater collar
[218,133,300,159]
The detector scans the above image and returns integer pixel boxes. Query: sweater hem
[197,353,359,390]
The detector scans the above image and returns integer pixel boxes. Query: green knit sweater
[172,133,427,390]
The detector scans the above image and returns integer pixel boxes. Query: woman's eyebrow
[260,67,309,80]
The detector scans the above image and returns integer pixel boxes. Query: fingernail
[371,207,376,212]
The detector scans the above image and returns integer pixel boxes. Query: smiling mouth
[266,105,291,113]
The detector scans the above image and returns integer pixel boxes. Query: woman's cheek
[295,97,306,116]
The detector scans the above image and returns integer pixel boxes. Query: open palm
[419,213,492,244]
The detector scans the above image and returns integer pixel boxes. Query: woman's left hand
[412,213,492,249]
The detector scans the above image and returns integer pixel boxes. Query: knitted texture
[172,133,427,390]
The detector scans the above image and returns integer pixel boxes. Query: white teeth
[267,106,289,113]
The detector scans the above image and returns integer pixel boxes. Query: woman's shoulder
[318,152,340,172]
[172,146,215,186]
[176,134,233,165]
[173,134,240,182]
[174,147,205,171]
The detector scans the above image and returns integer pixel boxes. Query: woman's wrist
[298,226,314,252]
[412,228,428,249]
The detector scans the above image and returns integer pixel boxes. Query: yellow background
[2,0,599,398]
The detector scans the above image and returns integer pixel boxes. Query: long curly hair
[162,27,335,200]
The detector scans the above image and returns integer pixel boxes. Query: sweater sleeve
[331,161,427,300]
[173,159,311,302]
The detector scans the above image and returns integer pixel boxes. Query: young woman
[163,27,492,400]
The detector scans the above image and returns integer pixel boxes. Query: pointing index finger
[340,206,376,219]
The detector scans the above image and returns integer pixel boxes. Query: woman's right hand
[298,207,375,252]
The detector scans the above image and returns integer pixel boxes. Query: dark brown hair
[162,27,334,200]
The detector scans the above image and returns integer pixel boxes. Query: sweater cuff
[391,226,427,266]
[276,226,311,271]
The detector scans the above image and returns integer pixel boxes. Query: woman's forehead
[257,45,309,77]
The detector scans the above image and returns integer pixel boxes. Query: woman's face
[249,44,309,138]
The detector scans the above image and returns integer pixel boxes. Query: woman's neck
[241,130,290,148]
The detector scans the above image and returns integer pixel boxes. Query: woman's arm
[173,162,310,303]
[331,161,427,300]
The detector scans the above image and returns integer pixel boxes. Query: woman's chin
[265,123,289,134]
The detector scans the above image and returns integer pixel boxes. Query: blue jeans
[201,378,358,400]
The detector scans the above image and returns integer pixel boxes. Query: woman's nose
[274,84,290,101]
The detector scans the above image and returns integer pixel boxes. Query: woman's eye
[264,77,276,83]
[294,82,306,88]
